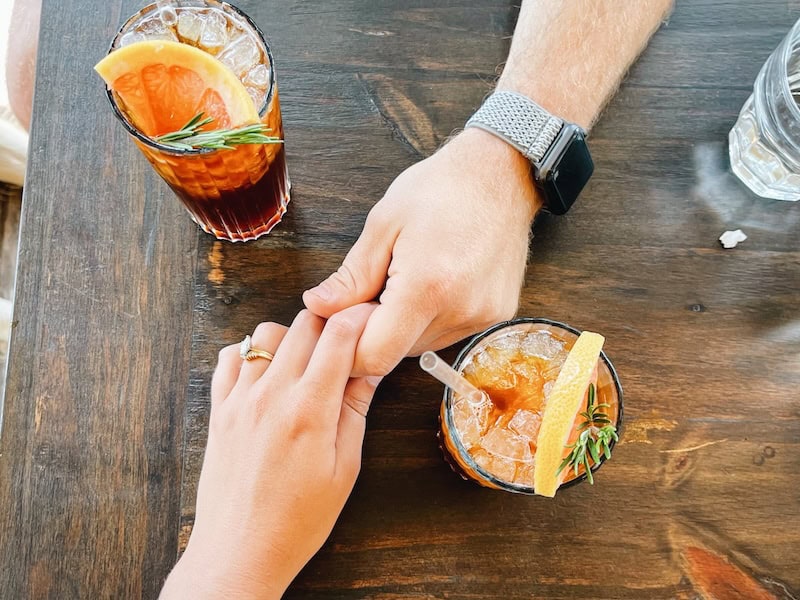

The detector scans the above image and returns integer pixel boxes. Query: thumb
[303,212,395,318]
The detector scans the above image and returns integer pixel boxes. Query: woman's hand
[160,304,381,599]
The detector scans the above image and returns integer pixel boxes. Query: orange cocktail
[439,318,623,494]
[98,1,290,242]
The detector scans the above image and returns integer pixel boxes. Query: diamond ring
[239,335,275,361]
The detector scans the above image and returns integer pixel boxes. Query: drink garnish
[154,112,283,150]
[533,330,605,497]
[556,383,618,484]
[94,40,260,136]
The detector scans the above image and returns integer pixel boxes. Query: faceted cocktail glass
[105,1,291,241]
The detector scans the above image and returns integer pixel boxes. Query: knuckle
[358,352,396,378]
[364,203,391,229]
[344,390,371,419]
[330,262,361,293]
[417,274,455,314]
[461,300,484,324]
[285,405,320,439]
[324,312,359,342]
[252,321,282,340]
[291,310,325,335]
[487,295,517,321]
[294,308,316,326]
[457,290,517,330]
[476,299,516,329]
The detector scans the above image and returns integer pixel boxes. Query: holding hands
[157,0,676,593]
[303,128,541,376]
[161,129,539,598]
[162,129,539,598]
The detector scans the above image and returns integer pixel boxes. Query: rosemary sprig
[154,112,283,150]
[556,383,618,484]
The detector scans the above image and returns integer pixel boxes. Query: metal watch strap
[465,91,564,164]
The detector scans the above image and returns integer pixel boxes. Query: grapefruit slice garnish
[94,40,259,138]
[534,331,605,497]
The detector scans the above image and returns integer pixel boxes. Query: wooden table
[2,1,799,598]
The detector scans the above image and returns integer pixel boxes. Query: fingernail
[365,375,383,388]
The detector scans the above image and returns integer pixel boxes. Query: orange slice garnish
[534,331,605,497]
[94,40,258,137]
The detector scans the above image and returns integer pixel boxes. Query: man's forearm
[497,0,674,130]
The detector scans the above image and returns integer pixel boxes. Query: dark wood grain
[0,1,196,597]
[1,0,799,598]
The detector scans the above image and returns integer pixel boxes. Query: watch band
[465,91,564,164]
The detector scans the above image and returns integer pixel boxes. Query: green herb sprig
[556,383,618,484]
[154,112,283,150]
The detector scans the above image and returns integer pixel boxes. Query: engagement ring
[239,335,275,361]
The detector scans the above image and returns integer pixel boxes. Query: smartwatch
[465,91,594,215]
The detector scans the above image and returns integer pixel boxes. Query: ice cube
[509,355,544,386]
[456,394,492,431]
[471,448,493,473]
[507,409,542,442]
[513,460,535,487]
[159,6,178,26]
[246,86,267,110]
[177,11,204,43]
[134,14,178,42]
[199,10,229,51]
[244,64,271,89]
[466,347,517,391]
[452,399,482,449]
[470,448,517,483]
[482,334,519,362]
[118,31,146,47]
[489,330,526,353]
[521,330,565,360]
[481,426,530,461]
[219,32,261,77]
[487,455,518,483]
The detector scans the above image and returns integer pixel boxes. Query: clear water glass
[729,18,800,201]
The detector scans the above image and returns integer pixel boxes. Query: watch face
[540,127,594,215]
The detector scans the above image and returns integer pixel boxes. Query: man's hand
[303,128,542,376]
[302,0,675,378]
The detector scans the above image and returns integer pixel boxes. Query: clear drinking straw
[419,351,486,405]
[155,0,178,26]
